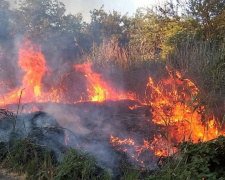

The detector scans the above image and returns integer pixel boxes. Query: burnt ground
[4,100,161,172]
[0,99,166,180]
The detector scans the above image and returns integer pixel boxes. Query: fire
[0,40,224,163]
[75,63,136,102]
[110,68,222,159]
[145,67,220,152]
[110,135,152,164]
[18,40,49,101]
[0,40,66,105]
[0,40,47,105]
[150,134,177,157]
[0,41,137,106]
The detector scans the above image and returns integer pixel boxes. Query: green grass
[53,148,110,180]
[0,138,112,180]
[0,138,55,180]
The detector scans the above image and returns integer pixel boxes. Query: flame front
[0,40,223,164]
[110,68,222,159]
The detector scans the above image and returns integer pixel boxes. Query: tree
[12,0,66,40]
[89,7,130,45]
[186,0,225,40]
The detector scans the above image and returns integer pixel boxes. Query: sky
[60,0,164,21]
[8,0,165,22]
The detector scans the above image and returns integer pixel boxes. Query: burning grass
[0,39,225,179]
[2,135,225,179]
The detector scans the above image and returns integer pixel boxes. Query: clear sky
[60,0,165,21]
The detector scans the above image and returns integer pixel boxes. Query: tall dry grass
[82,38,157,69]
[167,40,225,120]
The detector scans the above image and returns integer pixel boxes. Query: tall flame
[0,40,62,105]
[18,40,49,101]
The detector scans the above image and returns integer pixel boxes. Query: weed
[53,148,110,180]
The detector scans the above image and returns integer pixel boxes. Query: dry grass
[81,38,156,69]
[167,40,225,121]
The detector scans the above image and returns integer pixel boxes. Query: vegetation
[147,136,225,180]
[1,0,224,97]
[0,0,225,179]
[0,138,110,180]
[53,148,110,180]
[2,136,225,179]
[0,138,55,179]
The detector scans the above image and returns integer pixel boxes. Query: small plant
[53,148,111,180]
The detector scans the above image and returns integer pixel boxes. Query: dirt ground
[0,169,25,180]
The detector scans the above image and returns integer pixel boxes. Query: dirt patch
[0,169,25,180]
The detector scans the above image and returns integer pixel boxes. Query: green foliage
[0,138,112,180]
[186,0,225,40]
[146,136,225,180]
[0,138,55,180]
[120,168,140,180]
[53,148,110,180]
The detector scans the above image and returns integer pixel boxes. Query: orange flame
[18,40,49,101]
[0,40,63,106]
[0,40,223,161]
[75,63,136,102]
[144,67,221,156]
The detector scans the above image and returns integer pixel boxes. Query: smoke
[0,33,158,171]
[39,100,159,171]
[0,0,160,174]
[6,0,19,9]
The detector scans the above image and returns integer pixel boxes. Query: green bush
[146,136,225,180]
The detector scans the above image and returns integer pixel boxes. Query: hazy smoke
[0,0,159,174]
